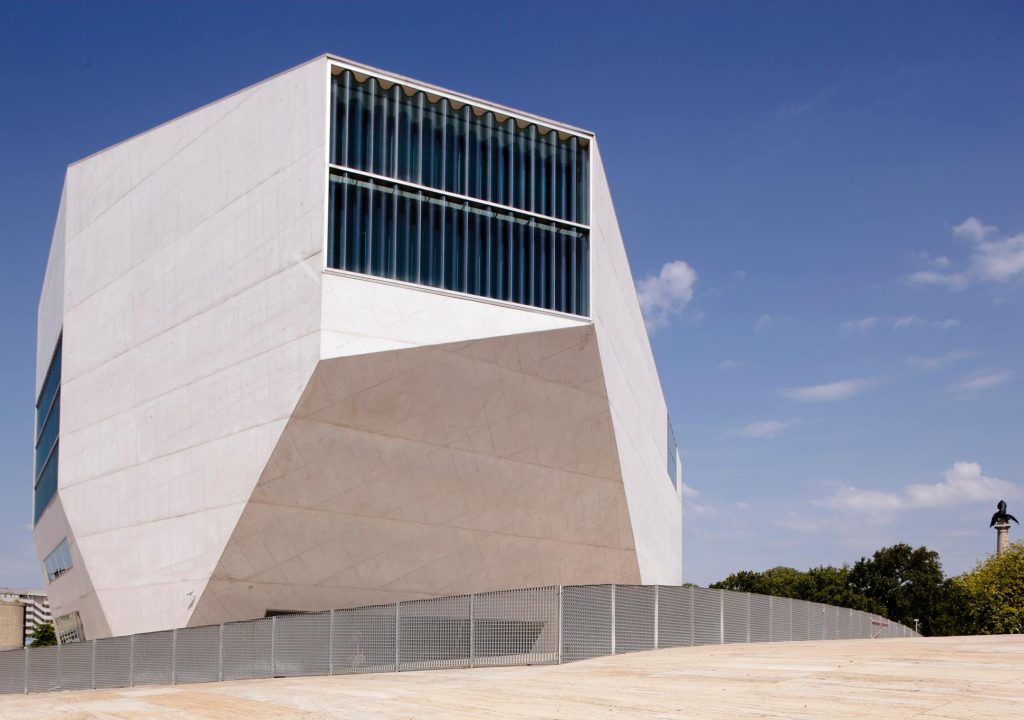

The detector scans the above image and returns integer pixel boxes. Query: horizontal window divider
[327,164,591,231]
[322,266,593,322]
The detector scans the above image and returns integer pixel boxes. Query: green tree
[954,541,1024,635]
[848,544,954,636]
[29,622,56,647]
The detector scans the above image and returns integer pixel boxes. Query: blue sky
[1,1,1022,588]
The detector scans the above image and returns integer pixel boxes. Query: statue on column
[990,500,1018,527]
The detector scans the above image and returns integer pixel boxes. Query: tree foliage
[711,543,972,636]
[29,622,56,647]
[848,544,959,636]
[953,541,1024,635]
[711,564,883,615]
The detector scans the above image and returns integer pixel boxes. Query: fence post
[653,585,659,649]
[610,585,616,655]
[768,597,773,642]
[394,602,400,672]
[270,617,276,678]
[218,624,224,682]
[129,634,134,687]
[718,591,724,645]
[469,594,475,669]
[23,647,28,694]
[171,629,177,685]
[746,594,750,643]
[689,587,694,647]
[790,600,795,642]
[57,644,62,691]
[328,610,334,676]
[557,586,563,664]
[92,640,96,689]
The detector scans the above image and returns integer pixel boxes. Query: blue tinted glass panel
[328,173,588,316]
[331,70,589,224]
[34,337,61,524]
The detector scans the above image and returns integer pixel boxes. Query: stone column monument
[989,500,1018,556]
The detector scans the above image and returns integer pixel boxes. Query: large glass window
[328,67,591,316]
[330,69,589,224]
[34,336,61,524]
[43,538,72,582]
[328,172,590,316]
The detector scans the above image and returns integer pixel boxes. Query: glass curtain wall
[328,68,591,316]
[328,173,589,315]
[330,69,589,224]
[34,336,61,524]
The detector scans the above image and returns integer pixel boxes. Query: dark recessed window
[34,335,61,524]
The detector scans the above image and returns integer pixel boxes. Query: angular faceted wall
[34,55,683,640]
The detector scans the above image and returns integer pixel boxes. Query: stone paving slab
[0,636,1020,719]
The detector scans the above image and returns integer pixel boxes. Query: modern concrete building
[33,55,684,640]
[0,589,50,645]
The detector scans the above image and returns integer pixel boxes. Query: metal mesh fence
[332,603,396,675]
[0,584,918,694]
[397,595,471,671]
[808,601,826,640]
[174,625,221,684]
[748,593,772,643]
[0,649,24,694]
[692,588,722,645]
[273,611,330,678]
[94,636,131,689]
[655,585,692,648]
[771,597,792,642]
[561,584,612,662]
[614,585,656,654]
[791,599,809,641]
[721,590,748,644]
[25,646,58,693]
[222,617,272,681]
[58,641,93,690]
[131,631,173,686]
[472,586,558,667]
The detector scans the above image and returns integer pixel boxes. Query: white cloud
[906,269,970,291]
[841,315,938,336]
[934,318,961,330]
[730,419,796,439]
[822,462,1021,516]
[950,370,1012,392]
[736,501,751,511]
[781,378,873,402]
[905,350,976,370]
[637,260,697,330]
[952,216,998,243]
[717,359,742,371]
[681,482,701,499]
[841,317,879,336]
[908,217,1024,290]
[892,315,923,329]
[754,314,775,333]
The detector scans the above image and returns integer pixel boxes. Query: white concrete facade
[34,55,683,639]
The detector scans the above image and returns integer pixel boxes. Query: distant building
[0,601,25,650]
[33,55,684,640]
[0,589,50,645]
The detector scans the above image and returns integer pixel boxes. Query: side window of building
[43,538,73,582]
[667,418,679,489]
